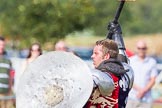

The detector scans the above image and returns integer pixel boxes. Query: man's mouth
[93,61,95,65]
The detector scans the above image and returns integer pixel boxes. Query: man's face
[91,45,106,68]
[136,41,147,58]
[0,40,5,55]
[55,45,66,51]
[55,41,67,51]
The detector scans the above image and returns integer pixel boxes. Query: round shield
[16,51,93,108]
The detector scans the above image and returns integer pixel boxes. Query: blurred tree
[88,0,132,36]
[0,0,162,47]
[0,0,95,46]
[90,0,162,36]
[128,0,162,34]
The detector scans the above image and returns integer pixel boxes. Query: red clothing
[85,73,119,108]
[126,49,134,57]
[84,59,133,108]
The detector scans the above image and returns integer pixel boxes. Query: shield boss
[16,51,93,108]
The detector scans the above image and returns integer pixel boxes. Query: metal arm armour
[91,69,114,96]
[121,62,134,89]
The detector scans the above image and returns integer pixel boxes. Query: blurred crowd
[0,36,162,108]
[0,38,71,108]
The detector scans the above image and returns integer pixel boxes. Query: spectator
[14,43,42,94]
[0,36,13,108]
[21,43,42,72]
[54,40,68,51]
[126,40,158,108]
[54,40,78,55]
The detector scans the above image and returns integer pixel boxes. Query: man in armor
[84,39,134,108]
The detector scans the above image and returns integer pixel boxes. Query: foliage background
[0,0,162,49]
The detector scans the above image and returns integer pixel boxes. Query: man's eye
[94,52,98,55]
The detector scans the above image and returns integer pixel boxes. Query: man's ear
[104,53,110,60]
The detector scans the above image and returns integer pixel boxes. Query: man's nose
[91,54,94,59]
